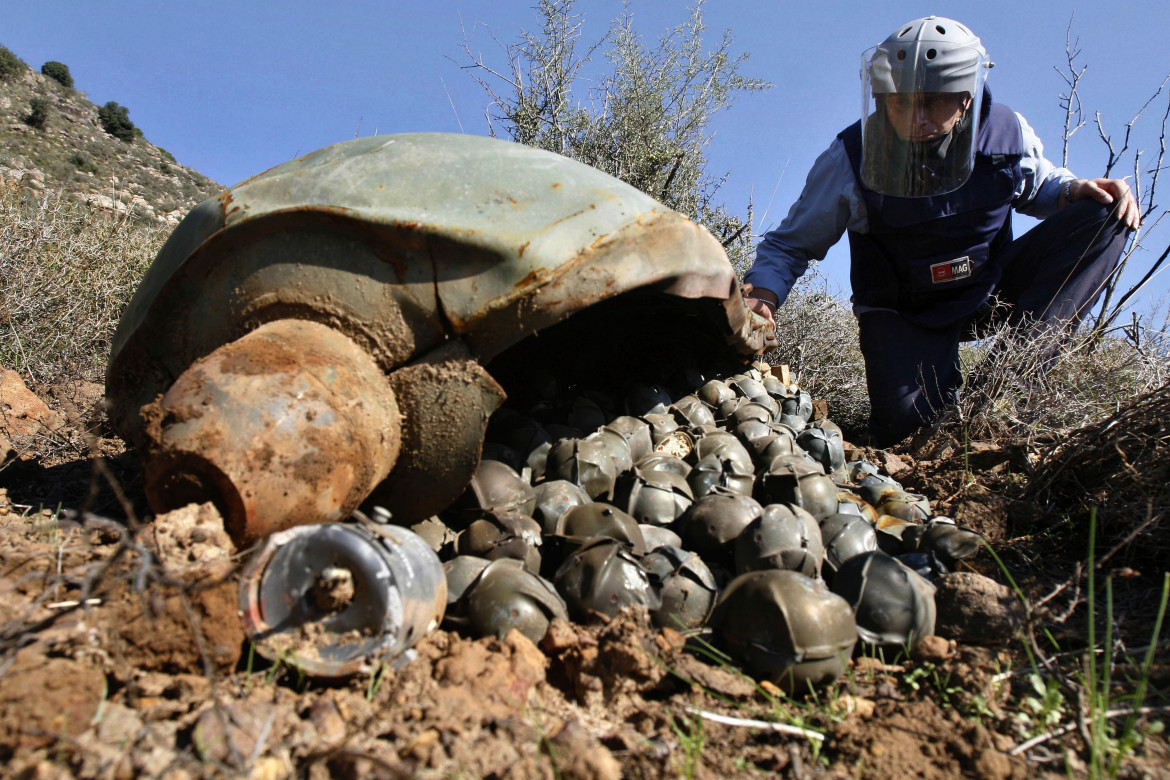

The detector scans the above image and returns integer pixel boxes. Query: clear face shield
[860,42,989,198]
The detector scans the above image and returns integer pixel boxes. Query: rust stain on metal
[217,191,242,221]
[512,266,554,291]
[142,320,402,546]
[541,204,598,232]
[517,241,530,258]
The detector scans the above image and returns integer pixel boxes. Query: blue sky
[6,1,1169,314]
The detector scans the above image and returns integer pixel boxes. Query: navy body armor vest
[839,93,1025,327]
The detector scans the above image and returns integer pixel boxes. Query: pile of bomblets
[423,363,981,692]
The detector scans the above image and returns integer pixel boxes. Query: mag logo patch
[930,256,971,284]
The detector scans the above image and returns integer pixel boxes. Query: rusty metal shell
[111,136,766,407]
[141,319,402,545]
[734,504,825,578]
[465,558,568,644]
[108,133,769,541]
[612,467,695,527]
[553,537,661,622]
[447,460,537,528]
[644,545,719,629]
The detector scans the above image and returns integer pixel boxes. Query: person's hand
[741,283,778,328]
[1068,178,1142,230]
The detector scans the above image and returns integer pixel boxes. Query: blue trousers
[858,200,1130,446]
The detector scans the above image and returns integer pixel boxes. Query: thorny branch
[1054,14,1170,343]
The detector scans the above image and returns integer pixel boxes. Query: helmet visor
[860,44,989,198]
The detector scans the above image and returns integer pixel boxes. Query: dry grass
[765,266,1168,445]
[764,271,869,433]
[949,315,1169,442]
[1028,379,1170,569]
[0,179,166,383]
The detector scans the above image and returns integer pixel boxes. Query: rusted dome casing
[107,133,769,543]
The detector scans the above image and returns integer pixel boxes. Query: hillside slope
[0,53,221,223]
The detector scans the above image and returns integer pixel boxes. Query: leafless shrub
[764,271,869,432]
[944,310,1168,443]
[1055,19,1170,342]
[0,179,166,383]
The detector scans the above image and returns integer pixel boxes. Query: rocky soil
[3,372,1167,779]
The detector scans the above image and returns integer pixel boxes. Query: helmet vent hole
[935,25,946,34]
[896,50,907,61]
[926,48,937,60]
[899,26,912,37]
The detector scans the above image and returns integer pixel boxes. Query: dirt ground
[1,377,1167,779]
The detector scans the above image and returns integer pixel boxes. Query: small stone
[311,567,355,612]
[879,450,912,476]
[400,728,441,761]
[249,757,289,780]
[95,702,145,746]
[655,626,686,651]
[0,369,65,438]
[671,655,757,699]
[149,502,235,580]
[832,694,876,717]
[541,618,581,652]
[759,679,783,698]
[306,700,346,746]
[911,634,954,663]
[193,703,277,763]
[547,720,621,780]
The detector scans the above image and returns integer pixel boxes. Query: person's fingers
[743,297,776,324]
[1073,179,1141,229]
[1105,180,1142,229]
[1085,180,1115,205]
[1116,197,1140,230]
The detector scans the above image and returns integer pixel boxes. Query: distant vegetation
[24,96,48,129]
[98,101,137,142]
[0,45,27,79]
[40,60,73,88]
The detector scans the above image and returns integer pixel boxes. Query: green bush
[97,101,136,142]
[69,152,98,174]
[0,45,28,80]
[24,97,48,129]
[40,60,73,88]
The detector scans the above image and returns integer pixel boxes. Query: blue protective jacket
[744,91,1073,327]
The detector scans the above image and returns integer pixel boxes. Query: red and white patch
[930,256,972,284]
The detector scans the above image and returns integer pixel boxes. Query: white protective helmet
[860,17,993,197]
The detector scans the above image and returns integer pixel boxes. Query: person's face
[883,92,970,141]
